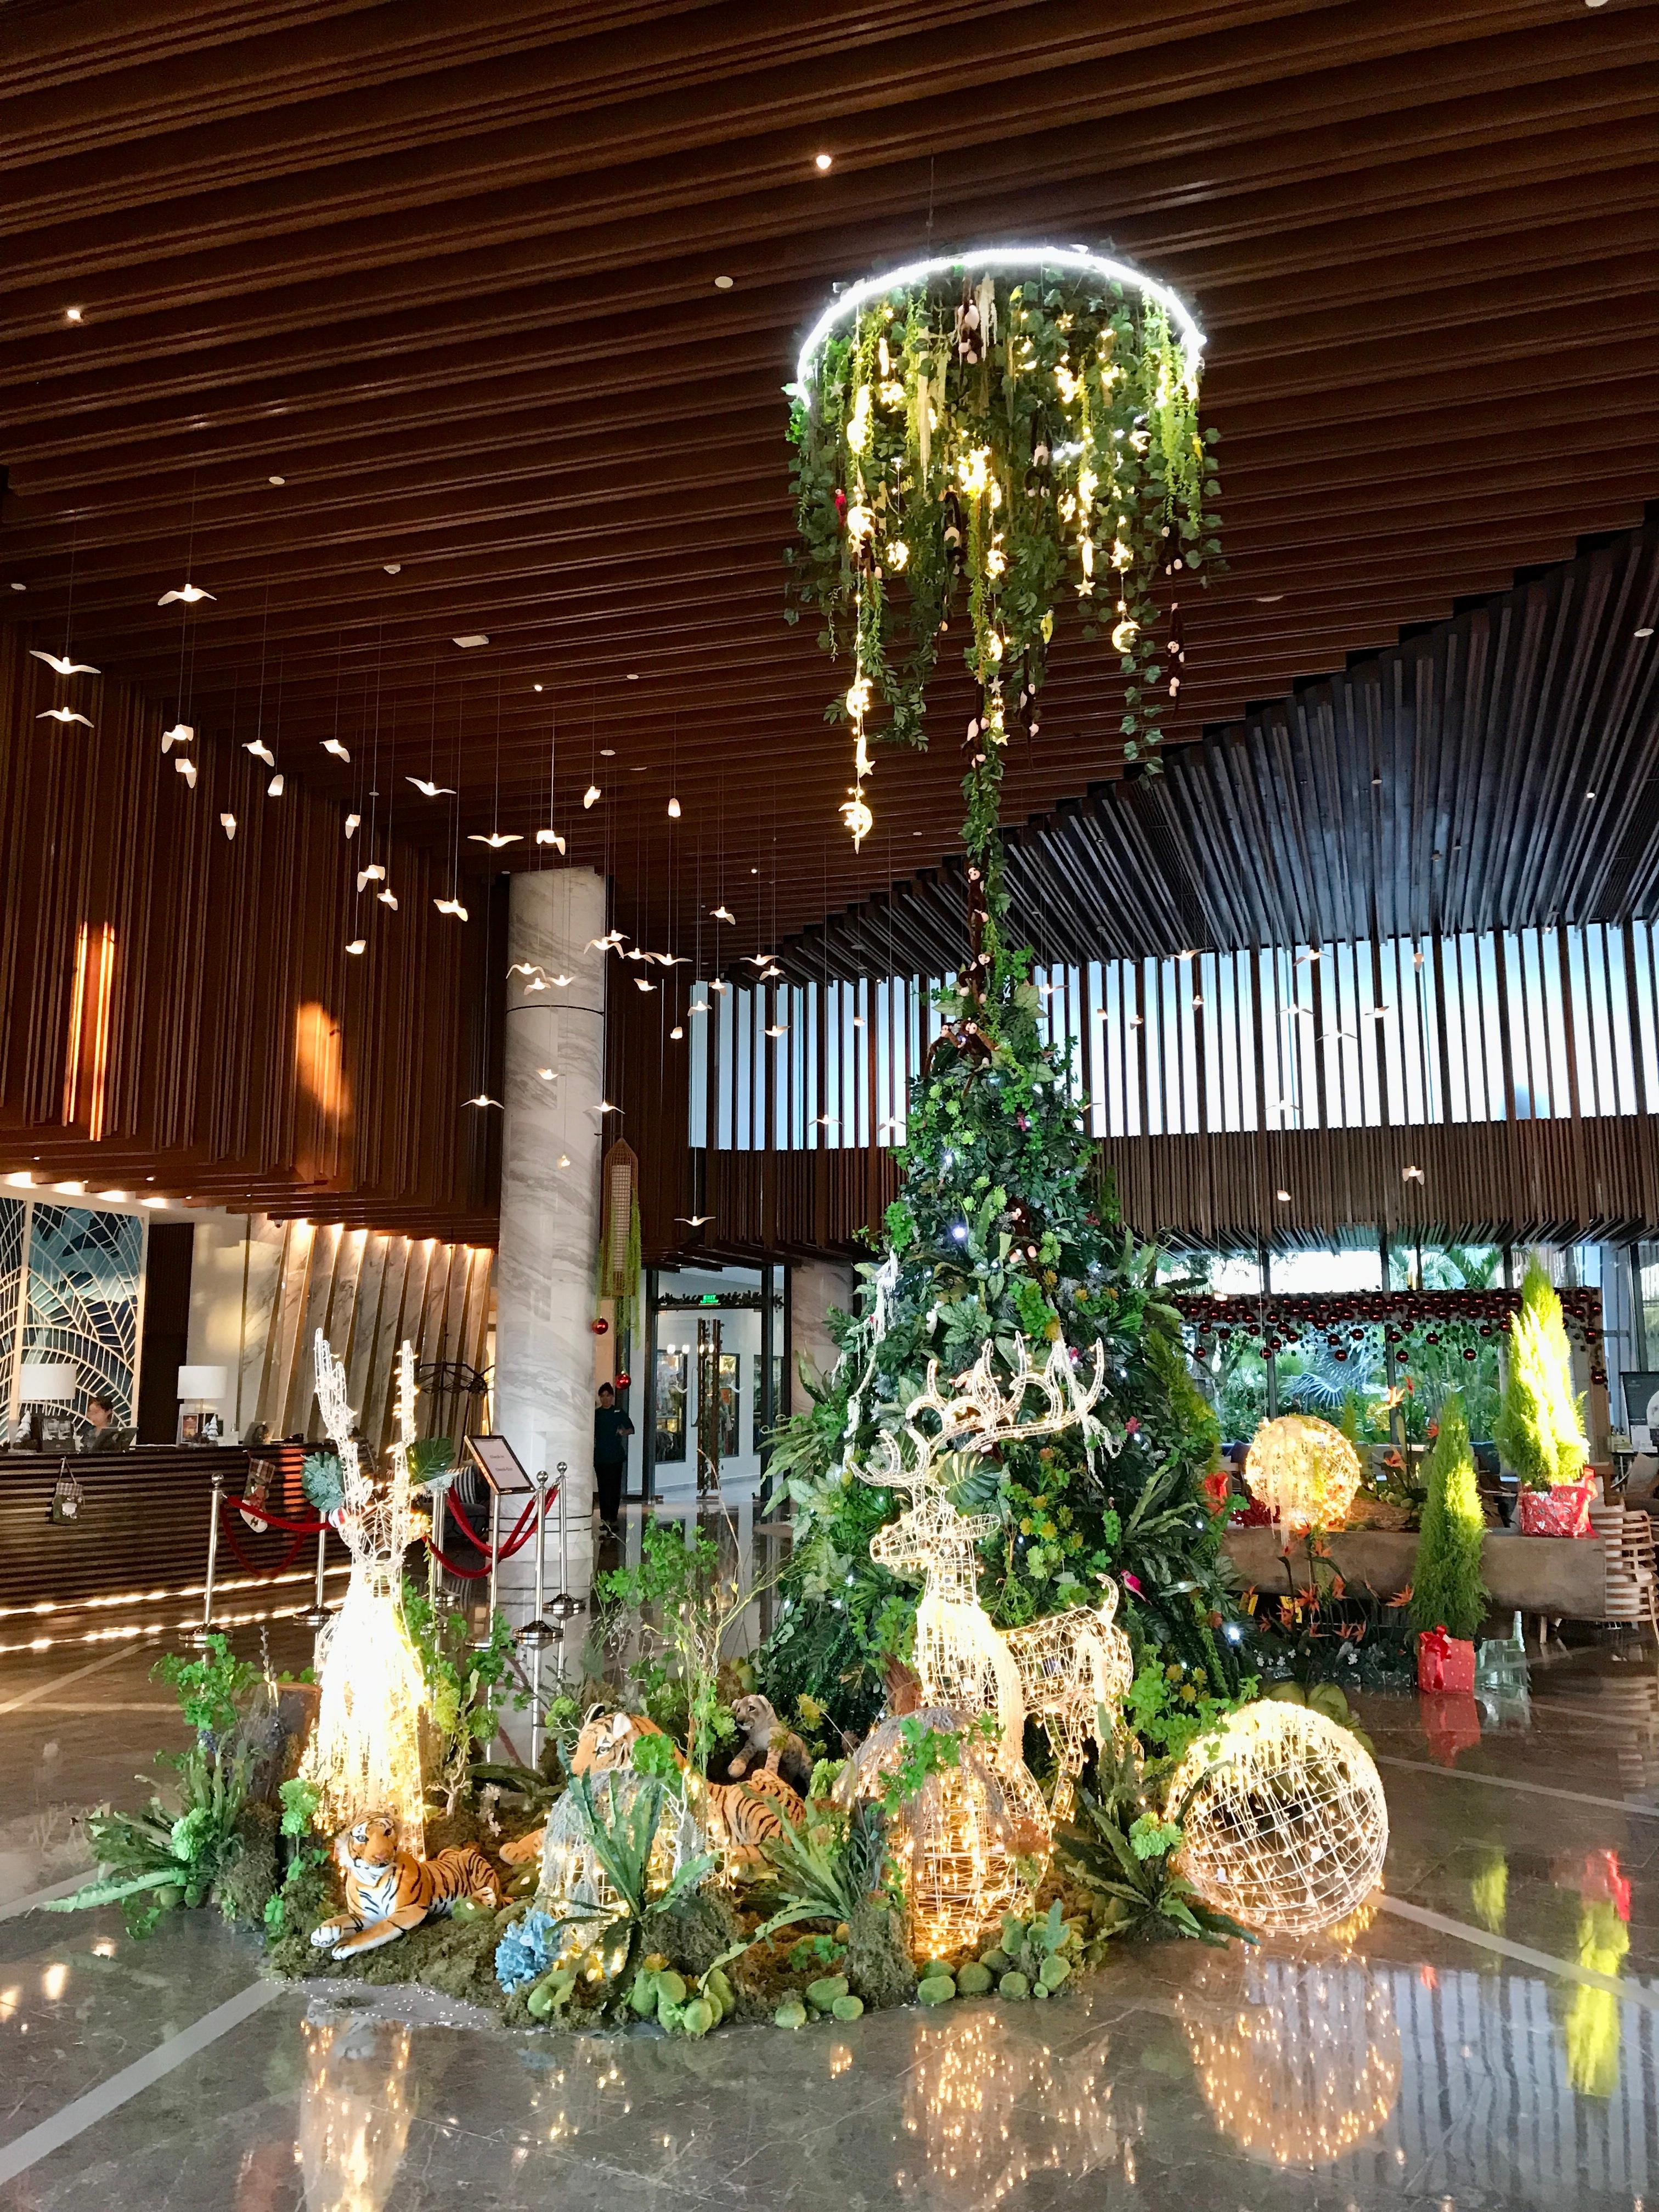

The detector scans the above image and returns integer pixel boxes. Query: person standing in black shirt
[592,1383,634,1539]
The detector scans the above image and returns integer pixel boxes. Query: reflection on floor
[6,1626,1659,2207]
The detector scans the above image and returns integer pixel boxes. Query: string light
[1244,1413,1362,1535]
[300,1335,428,1849]
[1167,1702,1388,1938]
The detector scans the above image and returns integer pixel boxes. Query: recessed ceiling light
[600,747,616,757]
[384,563,402,575]
[268,474,286,486]
[814,152,833,171]
[1637,626,1654,639]
[1585,789,1597,802]
[1255,593,1283,604]
[1275,1188,1292,1203]
[65,307,82,323]
[714,275,733,290]
[626,672,639,681]
[453,633,488,648]
[533,682,544,692]
[10,582,25,592]
[751,866,760,874]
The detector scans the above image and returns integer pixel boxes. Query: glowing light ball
[1168,1701,1388,1938]
[1244,1413,1362,1534]
[834,1706,1051,1959]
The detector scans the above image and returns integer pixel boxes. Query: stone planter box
[1222,1526,1610,1621]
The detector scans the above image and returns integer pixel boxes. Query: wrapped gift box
[1517,1482,1593,1537]
[1418,1625,1477,1694]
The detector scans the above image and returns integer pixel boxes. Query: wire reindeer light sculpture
[865,1335,1132,1822]
[302,1331,429,1849]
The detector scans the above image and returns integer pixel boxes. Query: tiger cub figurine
[501,1708,805,1874]
[311,1813,502,1959]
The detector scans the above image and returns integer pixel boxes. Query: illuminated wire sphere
[834,1706,1051,1960]
[1244,1413,1363,1535]
[1169,1701,1388,1938]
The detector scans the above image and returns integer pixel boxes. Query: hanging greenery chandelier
[787,246,1221,863]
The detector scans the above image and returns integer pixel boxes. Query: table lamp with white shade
[176,1364,228,1444]
[18,1361,78,1449]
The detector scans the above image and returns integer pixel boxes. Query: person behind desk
[81,1392,134,1452]
[592,1383,635,1542]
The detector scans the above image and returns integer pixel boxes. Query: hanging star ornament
[583,784,602,809]
[711,905,735,924]
[675,1214,713,1227]
[244,738,275,766]
[357,864,386,891]
[407,776,456,798]
[343,813,360,839]
[463,1093,502,1108]
[267,773,284,797]
[220,813,237,840]
[323,738,351,761]
[435,897,470,920]
[29,650,98,677]
[37,706,92,728]
[377,887,399,910]
[158,583,214,606]
[346,938,366,956]
[161,721,194,752]
[468,831,520,848]
[175,757,198,788]
[535,828,565,851]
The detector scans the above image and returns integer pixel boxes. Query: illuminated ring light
[793,245,1207,394]
[1169,1701,1389,1939]
[1244,1412,1363,1536]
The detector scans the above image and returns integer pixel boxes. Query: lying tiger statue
[311,1813,502,1959]
[500,1708,804,1874]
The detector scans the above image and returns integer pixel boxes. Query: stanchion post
[299,1521,330,1636]
[518,1469,556,1651]
[474,1486,503,1647]
[190,1468,227,1649]
[549,1459,580,1620]
[428,1482,447,1609]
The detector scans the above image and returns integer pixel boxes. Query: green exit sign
[699,1293,719,1306]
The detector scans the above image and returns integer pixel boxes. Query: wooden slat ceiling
[3,0,1657,967]
[778,511,1659,979]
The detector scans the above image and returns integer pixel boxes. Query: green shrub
[1410,1392,1489,1641]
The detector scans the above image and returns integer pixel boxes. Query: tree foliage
[1409,1391,1489,1642]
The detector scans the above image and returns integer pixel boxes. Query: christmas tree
[760,837,1237,1745]
[1493,1256,1587,1490]
[1409,1391,1488,1642]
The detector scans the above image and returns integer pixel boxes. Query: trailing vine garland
[787,247,1221,869]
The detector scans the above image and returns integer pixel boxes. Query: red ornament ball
[614,1369,631,1389]
[591,1317,610,1336]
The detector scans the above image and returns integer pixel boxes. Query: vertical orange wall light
[63,922,117,1141]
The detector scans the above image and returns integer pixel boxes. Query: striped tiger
[506,1709,805,1873]
[311,1813,501,1959]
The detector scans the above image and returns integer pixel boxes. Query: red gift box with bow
[1417,1625,1477,1695]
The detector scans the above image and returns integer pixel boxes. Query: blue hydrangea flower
[495,1909,560,1993]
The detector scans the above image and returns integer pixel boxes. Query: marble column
[492,868,608,1617]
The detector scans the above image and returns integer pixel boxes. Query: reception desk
[0,1443,338,1612]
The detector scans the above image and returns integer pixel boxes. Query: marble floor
[3,1624,1659,2209]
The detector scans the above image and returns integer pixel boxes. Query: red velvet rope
[444,1489,545,1559]
[422,1493,543,1579]
[217,1508,308,1578]
[230,1494,330,1536]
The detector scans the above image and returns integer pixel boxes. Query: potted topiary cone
[1411,1392,1487,1695]
[1497,1258,1591,1536]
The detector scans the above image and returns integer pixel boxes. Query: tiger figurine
[311,1813,502,1959]
[506,1708,805,1874]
